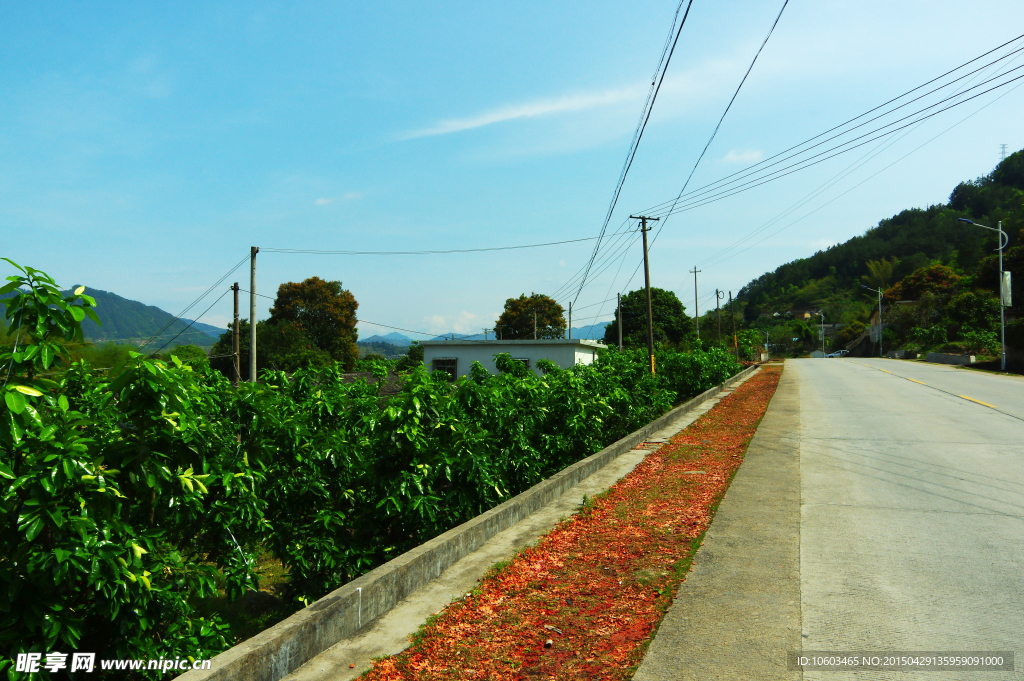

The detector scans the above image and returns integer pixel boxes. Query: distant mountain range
[359,332,414,346]
[425,321,613,342]
[2,287,222,348]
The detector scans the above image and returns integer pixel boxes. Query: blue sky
[3,1,1023,342]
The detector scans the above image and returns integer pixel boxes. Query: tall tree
[603,288,693,347]
[495,293,566,340]
[269,277,359,370]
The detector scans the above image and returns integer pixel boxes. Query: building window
[431,358,458,380]
[514,358,530,370]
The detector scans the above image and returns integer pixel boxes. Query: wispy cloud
[720,149,764,164]
[400,87,640,140]
[315,192,361,206]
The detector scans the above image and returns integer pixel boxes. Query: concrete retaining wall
[177,364,760,681]
[925,352,976,365]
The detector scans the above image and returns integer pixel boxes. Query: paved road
[636,359,1024,680]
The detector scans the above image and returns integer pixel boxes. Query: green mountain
[736,149,1024,327]
[73,288,221,348]
[0,287,220,349]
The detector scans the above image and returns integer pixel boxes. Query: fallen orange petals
[360,366,782,681]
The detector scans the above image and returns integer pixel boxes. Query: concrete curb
[178,364,760,681]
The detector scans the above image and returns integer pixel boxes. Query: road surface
[636,358,1024,680]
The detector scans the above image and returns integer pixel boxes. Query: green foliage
[269,277,359,371]
[602,288,693,348]
[738,148,1023,323]
[495,293,565,340]
[162,344,209,366]
[1,262,742,669]
[1,261,266,678]
[395,341,425,372]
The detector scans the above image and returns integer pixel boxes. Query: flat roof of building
[419,338,606,347]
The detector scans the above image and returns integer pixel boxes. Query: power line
[698,44,1024,267]
[139,254,250,349]
[261,230,636,256]
[562,33,1024,305]
[641,67,1024,222]
[709,75,1024,270]
[638,34,1024,217]
[149,288,232,356]
[578,0,790,309]
[638,48,1024,220]
[572,0,696,305]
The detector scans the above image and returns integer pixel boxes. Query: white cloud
[400,87,640,139]
[315,192,361,206]
[721,149,764,164]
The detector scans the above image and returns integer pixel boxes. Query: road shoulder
[633,364,802,681]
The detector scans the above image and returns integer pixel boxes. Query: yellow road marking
[879,369,892,374]
[959,395,997,408]
[906,378,926,385]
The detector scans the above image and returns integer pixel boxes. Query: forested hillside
[737,150,1024,326]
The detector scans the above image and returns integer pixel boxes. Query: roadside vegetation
[731,149,1023,365]
[0,260,742,678]
[360,366,782,680]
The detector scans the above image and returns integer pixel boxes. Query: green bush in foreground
[1,261,741,675]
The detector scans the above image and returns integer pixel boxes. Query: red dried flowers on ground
[360,366,783,681]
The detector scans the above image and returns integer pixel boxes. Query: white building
[420,339,606,378]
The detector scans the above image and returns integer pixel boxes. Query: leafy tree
[861,257,898,289]
[495,293,565,340]
[395,341,425,372]
[269,277,359,370]
[603,288,693,348]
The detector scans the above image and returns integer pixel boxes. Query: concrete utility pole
[729,291,737,358]
[716,289,724,345]
[232,282,240,387]
[483,328,489,340]
[690,267,701,340]
[617,293,623,350]
[533,310,537,340]
[817,310,826,353]
[861,284,883,357]
[249,247,258,382]
[631,215,660,374]
[568,302,572,340]
[959,218,1009,371]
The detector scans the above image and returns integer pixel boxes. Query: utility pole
[631,215,660,374]
[716,289,724,346]
[617,293,623,350]
[483,328,489,340]
[533,310,537,340]
[729,291,737,358]
[232,282,240,387]
[568,302,572,340]
[249,246,258,382]
[690,267,701,340]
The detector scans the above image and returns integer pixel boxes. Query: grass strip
[360,365,783,680]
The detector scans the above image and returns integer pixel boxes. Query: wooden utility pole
[690,267,701,340]
[249,246,258,382]
[631,215,659,374]
[617,293,623,350]
[729,290,738,358]
[232,282,240,387]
